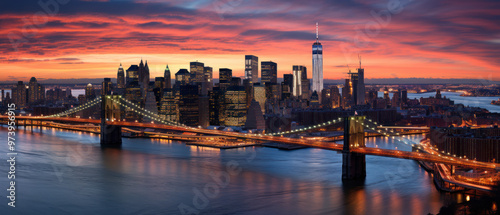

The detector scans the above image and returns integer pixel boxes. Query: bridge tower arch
[100,95,122,147]
[342,116,366,180]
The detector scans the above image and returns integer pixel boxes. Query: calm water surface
[0,126,468,215]
[381,91,500,113]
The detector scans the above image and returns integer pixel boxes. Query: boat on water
[492,99,500,105]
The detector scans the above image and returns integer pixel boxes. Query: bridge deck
[1,116,498,170]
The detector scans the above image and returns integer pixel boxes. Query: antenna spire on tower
[358,54,362,69]
[316,22,319,41]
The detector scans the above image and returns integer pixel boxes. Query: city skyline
[0,0,499,82]
[1,1,500,214]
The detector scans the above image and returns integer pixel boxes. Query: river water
[380,91,500,113]
[0,126,469,215]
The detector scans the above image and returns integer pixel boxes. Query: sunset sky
[0,0,499,82]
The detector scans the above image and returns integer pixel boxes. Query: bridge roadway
[2,116,499,171]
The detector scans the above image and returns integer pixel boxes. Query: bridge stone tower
[100,95,122,147]
[342,116,366,180]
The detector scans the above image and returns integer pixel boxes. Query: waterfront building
[178,85,199,126]
[429,127,500,163]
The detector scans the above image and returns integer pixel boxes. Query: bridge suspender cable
[265,117,345,136]
[41,97,102,118]
[110,96,184,126]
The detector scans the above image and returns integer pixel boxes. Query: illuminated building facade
[261,61,277,85]
[224,86,247,127]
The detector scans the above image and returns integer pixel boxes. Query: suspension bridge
[1,95,499,182]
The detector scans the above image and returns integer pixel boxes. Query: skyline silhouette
[0,0,499,81]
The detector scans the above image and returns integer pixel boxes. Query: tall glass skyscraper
[245,55,259,84]
[261,61,277,85]
[292,65,306,97]
[190,61,205,83]
[312,23,323,94]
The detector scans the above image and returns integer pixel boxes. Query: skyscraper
[198,96,210,128]
[13,81,27,108]
[203,66,213,91]
[85,83,95,100]
[261,61,277,85]
[144,61,150,91]
[160,89,178,122]
[153,77,165,111]
[28,77,44,104]
[175,69,191,86]
[209,87,225,125]
[392,90,401,108]
[143,91,159,122]
[164,65,172,89]
[219,68,232,90]
[356,59,365,105]
[301,79,310,100]
[231,77,241,86]
[292,65,307,97]
[342,79,352,109]
[138,59,150,87]
[245,55,259,84]
[154,77,165,89]
[253,84,266,114]
[349,70,359,105]
[117,63,125,89]
[190,61,204,83]
[126,65,139,85]
[125,80,142,122]
[312,22,323,94]
[401,89,408,106]
[282,74,293,99]
[265,83,280,114]
[179,85,199,126]
[102,78,112,95]
[224,86,247,127]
